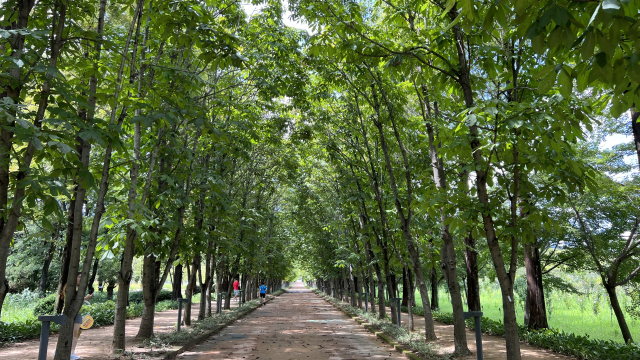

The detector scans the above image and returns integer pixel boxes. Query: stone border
[311,289,423,360]
[162,290,287,360]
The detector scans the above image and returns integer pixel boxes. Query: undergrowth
[0,299,179,345]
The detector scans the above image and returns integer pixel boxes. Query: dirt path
[177,282,405,360]
[0,302,212,360]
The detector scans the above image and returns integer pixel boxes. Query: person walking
[232,278,240,302]
[259,281,268,305]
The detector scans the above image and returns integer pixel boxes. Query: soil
[177,282,406,360]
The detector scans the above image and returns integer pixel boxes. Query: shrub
[33,294,56,316]
[128,289,173,304]
[0,317,43,344]
[82,301,116,327]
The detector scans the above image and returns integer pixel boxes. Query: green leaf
[558,70,573,99]
[42,217,54,232]
[561,28,575,47]
[610,96,626,117]
[581,31,596,60]
[532,34,545,55]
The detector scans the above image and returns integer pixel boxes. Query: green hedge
[2,299,178,345]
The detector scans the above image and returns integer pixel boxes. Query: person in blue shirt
[259,282,268,305]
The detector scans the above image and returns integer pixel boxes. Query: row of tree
[0,1,300,359]
[289,1,640,359]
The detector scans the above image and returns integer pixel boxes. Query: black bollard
[217,292,226,314]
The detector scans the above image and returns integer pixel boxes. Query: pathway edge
[311,289,422,360]
[161,290,288,360]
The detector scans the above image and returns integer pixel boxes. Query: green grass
[1,289,39,323]
[414,273,639,343]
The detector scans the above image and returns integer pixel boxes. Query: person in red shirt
[232,278,240,302]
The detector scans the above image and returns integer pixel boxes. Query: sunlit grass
[414,273,639,343]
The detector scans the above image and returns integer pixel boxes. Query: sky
[241,2,313,34]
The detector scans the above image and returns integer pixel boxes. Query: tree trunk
[524,241,548,329]
[406,266,414,331]
[184,255,199,326]
[631,110,640,168]
[111,0,146,352]
[349,265,357,307]
[0,0,37,317]
[107,283,115,300]
[342,266,349,302]
[425,114,469,354]
[464,233,481,312]
[430,268,439,310]
[205,247,215,317]
[605,284,634,343]
[136,254,157,338]
[373,118,437,340]
[224,271,233,309]
[39,240,56,295]
[172,264,183,301]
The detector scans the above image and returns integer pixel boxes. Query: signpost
[38,315,66,360]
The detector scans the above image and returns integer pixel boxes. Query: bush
[0,317,43,343]
[128,289,172,304]
[523,328,640,360]
[33,293,56,316]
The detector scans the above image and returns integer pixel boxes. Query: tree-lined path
[2,1,639,360]
[178,281,405,360]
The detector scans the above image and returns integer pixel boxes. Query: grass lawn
[414,277,640,343]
